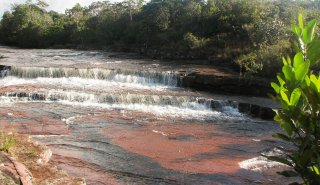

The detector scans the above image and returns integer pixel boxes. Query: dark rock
[196,98,206,104]
[210,100,224,110]
[260,107,276,120]
[17,92,27,98]
[178,72,272,97]
[238,103,251,113]
[228,100,238,108]
[250,104,261,117]
[30,93,45,101]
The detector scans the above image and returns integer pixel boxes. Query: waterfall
[0,90,242,119]
[0,65,244,119]
[0,66,10,78]
[6,67,179,87]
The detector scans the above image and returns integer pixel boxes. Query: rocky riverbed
[0,46,299,184]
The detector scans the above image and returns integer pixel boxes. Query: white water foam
[0,76,172,90]
[239,156,283,172]
[60,100,221,119]
[0,90,244,120]
[7,67,179,87]
[239,148,288,172]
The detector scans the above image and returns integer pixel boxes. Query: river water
[0,47,294,184]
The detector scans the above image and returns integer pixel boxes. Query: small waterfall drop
[0,65,245,119]
[0,90,242,120]
[6,67,179,87]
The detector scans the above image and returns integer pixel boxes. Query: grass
[0,133,16,153]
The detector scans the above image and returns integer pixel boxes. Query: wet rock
[17,92,27,98]
[0,65,10,71]
[238,103,251,113]
[168,135,197,141]
[228,100,238,108]
[209,100,224,110]
[238,103,275,120]
[250,105,261,117]
[260,107,276,120]
[179,72,272,97]
[30,93,46,101]
[196,98,206,104]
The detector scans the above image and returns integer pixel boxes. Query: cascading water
[0,48,287,185]
[7,66,179,86]
[0,66,10,78]
[0,66,242,120]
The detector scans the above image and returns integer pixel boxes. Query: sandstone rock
[37,148,52,165]
[1,152,33,185]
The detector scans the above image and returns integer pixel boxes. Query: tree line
[0,0,319,76]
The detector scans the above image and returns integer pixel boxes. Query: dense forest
[0,0,320,77]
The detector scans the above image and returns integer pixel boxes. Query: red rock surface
[103,122,258,174]
[0,108,69,135]
[51,154,122,185]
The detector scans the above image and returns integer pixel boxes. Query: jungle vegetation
[0,0,319,76]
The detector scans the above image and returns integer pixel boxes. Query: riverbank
[0,132,85,184]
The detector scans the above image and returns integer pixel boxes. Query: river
[0,47,294,184]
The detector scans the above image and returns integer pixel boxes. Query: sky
[0,0,119,17]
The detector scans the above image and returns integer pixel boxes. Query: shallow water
[0,47,296,184]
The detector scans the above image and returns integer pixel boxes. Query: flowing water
[0,47,295,184]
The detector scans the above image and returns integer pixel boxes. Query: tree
[269,14,320,184]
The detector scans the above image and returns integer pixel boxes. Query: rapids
[0,47,297,185]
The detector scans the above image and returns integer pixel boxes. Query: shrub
[268,14,320,184]
[0,133,16,153]
[183,32,210,50]
[236,40,292,77]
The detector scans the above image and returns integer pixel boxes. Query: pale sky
[0,0,120,17]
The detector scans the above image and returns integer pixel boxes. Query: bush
[236,40,292,77]
[183,32,210,50]
[0,133,16,153]
[268,14,320,184]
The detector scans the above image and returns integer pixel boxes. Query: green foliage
[236,40,292,76]
[0,133,16,153]
[0,0,319,66]
[270,14,320,184]
[183,32,209,50]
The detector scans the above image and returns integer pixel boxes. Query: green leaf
[277,75,285,86]
[282,57,288,65]
[275,114,293,136]
[272,133,291,141]
[293,52,304,68]
[280,90,290,105]
[290,88,301,106]
[282,65,294,81]
[291,24,301,38]
[308,39,320,66]
[298,13,304,30]
[271,82,280,93]
[305,75,311,86]
[295,60,310,82]
[310,74,320,93]
[313,165,320,175]
[302,19,317,44]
